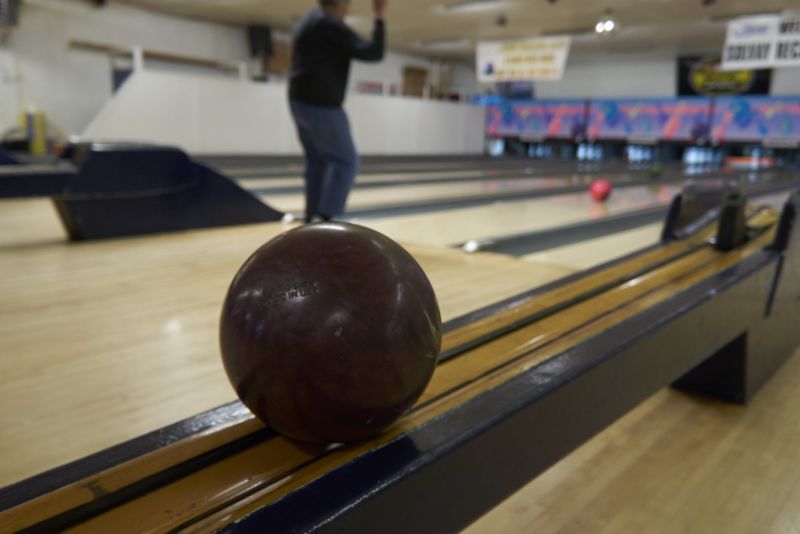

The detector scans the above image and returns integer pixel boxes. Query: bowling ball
[219,222,442,444]
[589,179,613,202]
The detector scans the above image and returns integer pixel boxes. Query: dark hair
[320,0,348,6]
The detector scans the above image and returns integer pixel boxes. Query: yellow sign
[690,57,757,95]
[477,37,571,82]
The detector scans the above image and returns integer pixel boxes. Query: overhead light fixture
[595,10,619,35]
[438,0,518,14]
[541,26,595,36]
[417,38,473,50]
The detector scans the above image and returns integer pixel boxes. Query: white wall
[772,68,800,96]
[535,53,678,99]
[82,70,486,156]
[0,0,477,141]
[0,0,248,137]
[451,62,480,96]
[349,51,478,98]
[0,45,20,130]
[350,50,431,93]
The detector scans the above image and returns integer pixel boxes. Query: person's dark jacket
[289,9,385,107]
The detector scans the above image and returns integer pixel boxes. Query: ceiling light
[595,11,619,35]
[541,26,595,37]
[417,38,473,50]
[439,0,518,14]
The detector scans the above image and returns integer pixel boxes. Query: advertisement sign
[678,55,771,96]
[711,97,800,143]
[485,100,586,140]
[775,13,800,67]
[722,13,800,70]
[477,36,571,83]
[588,99,712,142]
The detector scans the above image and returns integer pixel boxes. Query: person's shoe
[303,213,334,224]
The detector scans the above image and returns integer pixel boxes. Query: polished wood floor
[262,176,665,214]
[3,171,800,533]
[4,208,762,533]
[365,185,677,247]
[466,346,800,534]
[0,199,572,487]
[525,222,663,270]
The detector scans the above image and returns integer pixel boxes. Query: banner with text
[722,13,800,70]
[477,37,571,83]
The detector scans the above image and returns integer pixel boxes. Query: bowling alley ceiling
[116,0,800,58]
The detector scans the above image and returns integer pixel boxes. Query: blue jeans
[290,99,359,220]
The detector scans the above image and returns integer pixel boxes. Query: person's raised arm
[374,0,387,21]
[327,0,387,61]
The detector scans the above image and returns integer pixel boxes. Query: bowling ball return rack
[0,148,21,166]
[0,143,284,240]
[1,186,800,533]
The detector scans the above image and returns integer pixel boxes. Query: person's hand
[373,0,387,20]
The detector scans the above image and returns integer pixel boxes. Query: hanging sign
[477,36,571,82]
[722,13,800,70]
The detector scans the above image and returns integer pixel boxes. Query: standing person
[289,0,388,223]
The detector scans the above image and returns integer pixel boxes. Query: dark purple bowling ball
[219,222,442,444]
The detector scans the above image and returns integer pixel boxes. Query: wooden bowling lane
[0,199,573,488]
[523,192,793,271]
[7,224,774,533]
[0,198,67,248]
[363,184,679,248]
[526,223,664,271]
[210,155,551,178]
[214,161,503,180]
[258,172,665,216]
[442,205,777,354]
[237,167,532,189]
[254,168,800,224]
[234,160,652,189]
[186,227,779,534]
[213,156,654,181]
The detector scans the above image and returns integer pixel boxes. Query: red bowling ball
[219,222,442,444]
[589,178,613,202]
